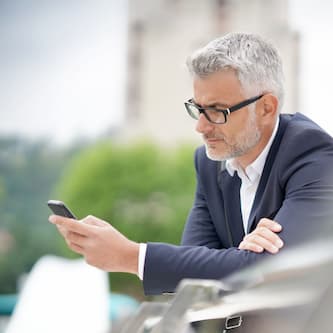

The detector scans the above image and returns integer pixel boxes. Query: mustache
[203,134,226,141]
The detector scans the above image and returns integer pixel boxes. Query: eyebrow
[192,99,231,109]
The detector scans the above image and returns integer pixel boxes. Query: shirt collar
[225,117,280,181]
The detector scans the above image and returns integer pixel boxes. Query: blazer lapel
[218,165,245,246]
[247,115,289,233]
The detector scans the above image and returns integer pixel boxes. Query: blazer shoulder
[194,145,206,160]
[281,113,333,148]
[276,113,333,179]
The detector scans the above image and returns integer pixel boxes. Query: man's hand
[238,218,284,254]
[49,215,139,274]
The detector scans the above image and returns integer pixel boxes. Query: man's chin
[205,145,228,161]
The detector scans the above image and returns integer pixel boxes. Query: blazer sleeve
[180,148,222,248]
[270,127,333,245]
[143,243,263,295]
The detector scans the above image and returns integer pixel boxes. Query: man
[50,32,333,295]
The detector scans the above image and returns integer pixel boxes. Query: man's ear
[260,93,279,120]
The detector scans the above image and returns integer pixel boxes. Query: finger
[68,241,85,255]
[56,225,68,238]
[243,234,280,254]
[258,218,282,232]
[252,227,284,249]
[57,226,86,249]
[239,240,264,253]
[66,230,87,246]
[49,215,91,236]
[82,215,109,227]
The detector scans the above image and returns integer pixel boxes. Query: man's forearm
[143,242,262,295]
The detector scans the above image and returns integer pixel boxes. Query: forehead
[193,70,244,106]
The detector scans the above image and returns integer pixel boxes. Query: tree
[0,137,80,293]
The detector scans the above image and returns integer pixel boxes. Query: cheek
[229,110,256,135]
[217,122,237,143]
[256,117,265,132]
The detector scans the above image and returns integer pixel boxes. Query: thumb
[81,215,110,227]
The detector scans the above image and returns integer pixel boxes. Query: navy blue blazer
[143,113,333,295]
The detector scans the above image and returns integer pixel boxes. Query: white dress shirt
[137,118,280,280]
[225,117,279,233]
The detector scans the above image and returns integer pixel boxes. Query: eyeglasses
[184,94,264,124]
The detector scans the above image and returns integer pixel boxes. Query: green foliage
[0,177,5,202]
[54,140,196,298]
[0,137,80,293]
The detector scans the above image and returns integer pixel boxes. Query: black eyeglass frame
[184,94,264,124]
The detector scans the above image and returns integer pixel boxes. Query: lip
[205,138,222,144]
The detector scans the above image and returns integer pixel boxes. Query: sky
[0,0,127,145]
[289,0,333,134]
[1,0,333,145]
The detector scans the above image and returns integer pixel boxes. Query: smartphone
[47,200,77,219]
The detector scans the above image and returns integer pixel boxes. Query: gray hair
[187,32,285,110]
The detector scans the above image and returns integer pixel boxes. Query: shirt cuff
[138,243,147,280]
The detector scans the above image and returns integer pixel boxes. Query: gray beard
[204,113,262,161]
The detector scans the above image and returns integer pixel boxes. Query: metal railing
[122,239,333,333]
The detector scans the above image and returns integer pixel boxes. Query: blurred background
[1,0,333,330]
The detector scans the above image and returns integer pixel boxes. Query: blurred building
[123,0,299,145]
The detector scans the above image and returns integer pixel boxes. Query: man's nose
[196,113,214,134]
